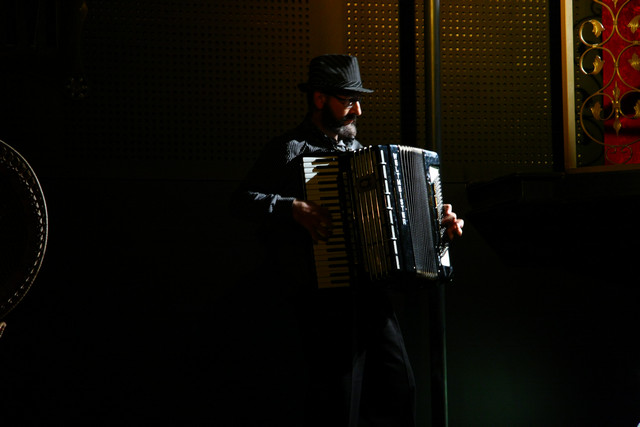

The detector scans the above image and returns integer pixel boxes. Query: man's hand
[292,199,333,242]
[441,204,464,240]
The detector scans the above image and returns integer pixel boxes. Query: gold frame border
[562,2,578,170]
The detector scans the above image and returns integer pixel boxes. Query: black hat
[298,54,374,94]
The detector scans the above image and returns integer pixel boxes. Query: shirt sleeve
[229,137,304,224]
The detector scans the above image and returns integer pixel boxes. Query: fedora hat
[298,54,374,94]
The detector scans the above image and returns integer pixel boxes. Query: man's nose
[350,101,362,116]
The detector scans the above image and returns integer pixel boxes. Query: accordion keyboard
[302,156,352,288]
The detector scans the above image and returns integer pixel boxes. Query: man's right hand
[292,199,333,242]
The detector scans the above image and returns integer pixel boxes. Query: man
[230,54,463,427]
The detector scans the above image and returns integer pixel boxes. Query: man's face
[321,93,362,140]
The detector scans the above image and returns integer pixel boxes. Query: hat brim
[298,82,374,93]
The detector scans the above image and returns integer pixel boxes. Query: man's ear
[313,91,327,110]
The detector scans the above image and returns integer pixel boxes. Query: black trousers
[299,288,416,427]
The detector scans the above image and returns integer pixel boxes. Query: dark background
[1,1,639,426]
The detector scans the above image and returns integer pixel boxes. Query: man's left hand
[442,204,464,240]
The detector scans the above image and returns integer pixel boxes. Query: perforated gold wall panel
[345,1,555,181]
[343,2,402,147]
[440,0,554,181]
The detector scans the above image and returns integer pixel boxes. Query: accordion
[302,144,452,289]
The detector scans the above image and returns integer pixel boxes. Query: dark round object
[0,140,48,320]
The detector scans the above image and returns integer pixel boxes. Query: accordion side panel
[428,163,452,277]
[422,150,453,282]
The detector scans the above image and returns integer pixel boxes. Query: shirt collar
[300,116,353,152]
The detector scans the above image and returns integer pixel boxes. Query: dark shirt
[230,116,363,294]
[232,116,361,222]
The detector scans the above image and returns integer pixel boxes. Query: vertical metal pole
[425,1,448,426]
[428,282,448,427]
[400,1,448,426]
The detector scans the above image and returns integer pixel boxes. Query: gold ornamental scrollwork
[577,0,640,164]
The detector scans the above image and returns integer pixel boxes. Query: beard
[321,104,358,139]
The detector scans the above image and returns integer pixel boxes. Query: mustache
[342,114,357,123]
